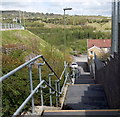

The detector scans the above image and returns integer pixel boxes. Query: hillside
[2,29,69,78]
[2,30,68,116]
[87,21,111,31]
[27,21,111,55]
[2,30,65,61]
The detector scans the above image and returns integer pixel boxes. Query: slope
[1,29,66,116]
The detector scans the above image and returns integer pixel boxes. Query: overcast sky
[1,0,112,16]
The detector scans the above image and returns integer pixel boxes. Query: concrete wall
[94,54,120,109]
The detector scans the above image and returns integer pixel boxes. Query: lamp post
[63,8,72,26]
[63,8,72,63]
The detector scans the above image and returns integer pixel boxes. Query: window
[90,51,93,54]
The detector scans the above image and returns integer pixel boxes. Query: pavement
[72,55,88,63]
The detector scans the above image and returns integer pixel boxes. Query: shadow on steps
[63,85,109,110]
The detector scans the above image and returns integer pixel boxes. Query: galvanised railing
[0,55,72,116]
[0,23,25,31]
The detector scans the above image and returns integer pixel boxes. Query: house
[87,39,111,61]
[13,17,21,23]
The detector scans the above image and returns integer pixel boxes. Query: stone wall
[2,45,27,55]
[94,54,120,108]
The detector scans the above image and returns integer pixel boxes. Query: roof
[87,39,111,49]
[88,46,101,50]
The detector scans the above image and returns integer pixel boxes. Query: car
[70,62,78,69]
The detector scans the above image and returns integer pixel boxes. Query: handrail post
[69,72,73,84]
[28,63,35,114]
[71,68,75,84]
[38,63,44,106]
[55,81,59,107]
[57,80,60,94]
[49,73,54,106]
[64,61,67,77]
[64,61,68,83]
[73,68,75,78]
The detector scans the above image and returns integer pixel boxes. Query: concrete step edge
[44,109,120,112]
[68,84,102,86]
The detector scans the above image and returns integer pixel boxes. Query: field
[87,21,111,31]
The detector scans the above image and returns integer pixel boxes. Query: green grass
[2,30,47,47]
[87,21,111,31]
[2,30,64,57]
[69,39,87,55]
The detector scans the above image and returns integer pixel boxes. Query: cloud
[2,0,112,3]
[2,0,32,2]
[1,0,112,16]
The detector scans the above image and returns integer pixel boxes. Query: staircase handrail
[1,55,70,116]
[0,55,59,82]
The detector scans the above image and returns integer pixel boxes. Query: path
[63,56,108,110]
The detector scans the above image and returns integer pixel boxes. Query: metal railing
[0,23,25,31]
[0,55,71,116]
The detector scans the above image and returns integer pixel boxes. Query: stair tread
[75,79,95,84]
[64,84,108,110]
[44,110,120,116]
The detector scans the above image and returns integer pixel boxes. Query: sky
[1,0,112,16]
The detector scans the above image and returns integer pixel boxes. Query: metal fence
[0,23,24,31]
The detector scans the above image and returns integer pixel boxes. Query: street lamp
[63,8,72,10]
[63,8,72,64]
[63,8,72,26]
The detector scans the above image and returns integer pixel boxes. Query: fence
[0,23,24,31]
[94,53,120,108]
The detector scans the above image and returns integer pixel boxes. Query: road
[72,55,88,63]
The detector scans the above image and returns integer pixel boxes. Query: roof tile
[88,39,111,49]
